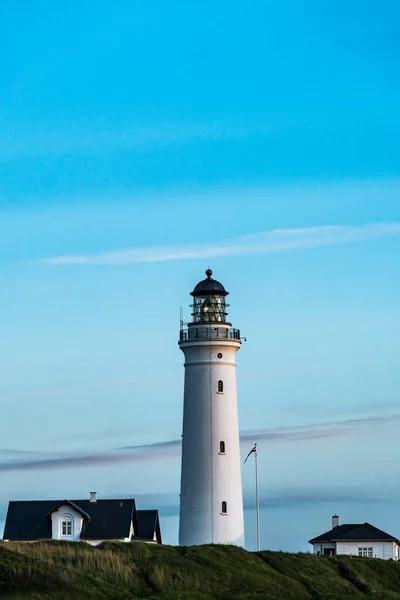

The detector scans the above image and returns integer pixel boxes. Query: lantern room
[190,269,229,323]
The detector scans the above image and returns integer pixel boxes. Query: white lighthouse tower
[178,269,245,547]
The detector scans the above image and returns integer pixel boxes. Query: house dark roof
[3,499,137,542]
[309,523,399,544]
[136,510,162,544]
[79,499,136,540]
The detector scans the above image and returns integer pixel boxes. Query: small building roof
[309,522,399,544]
[3,499,137,541]
[136,509,162,544]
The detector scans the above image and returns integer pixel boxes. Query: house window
[221,501,227,514]
[220,441,226,454]
[218,380,224,393]
[61,516,72,537]
[358,547,373,557]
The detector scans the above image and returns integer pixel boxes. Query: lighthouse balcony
[179,326,241,342]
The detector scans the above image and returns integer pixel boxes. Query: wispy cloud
[1,414,399,472]
[0,123,210,160]
[153,485,400,518]
[0,119,282,161]
[0,440,179,472]
[98,486,386,519]
[247,485,399,511]
[42,223,400,265]
[0,487,391,524]
[240,414,400,444]
[0,378,144,399]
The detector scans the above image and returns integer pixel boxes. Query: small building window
[220,441,226,453]
[358,547,373,557]
[221,501,227,514]
[61,518,72,536]
[218,380,224,393]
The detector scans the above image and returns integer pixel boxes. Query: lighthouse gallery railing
[179,327,241,341]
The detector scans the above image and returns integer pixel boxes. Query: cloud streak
[1,414,399,472]
[240,414,400,444]
[99,486,389,519]
[0,119,284,161]
[245,485,400,511]
[42,223,400,265]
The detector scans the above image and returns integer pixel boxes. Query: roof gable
[45,500,90,520]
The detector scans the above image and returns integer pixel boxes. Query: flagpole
[255,443,260,551]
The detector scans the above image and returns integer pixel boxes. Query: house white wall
[50,504,83,541]
[312,542,336,555]
[312,540,400,560]
[336,541,398,560]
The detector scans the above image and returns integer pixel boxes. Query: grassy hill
[1,540,400,599]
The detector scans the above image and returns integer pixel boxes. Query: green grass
[1,541,400,599]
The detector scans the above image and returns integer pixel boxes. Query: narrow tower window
[218,380,224,393]
[221,501,227,514]
[220,441,226,454]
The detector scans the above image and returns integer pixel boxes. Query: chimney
[332,514,339,528]
[89,492,97,503]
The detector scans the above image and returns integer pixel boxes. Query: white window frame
[358,546,373,557]
[60,514,73,538]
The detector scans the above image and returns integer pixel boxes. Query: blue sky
[1,0,400,550]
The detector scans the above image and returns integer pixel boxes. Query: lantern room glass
[191,295,228,323]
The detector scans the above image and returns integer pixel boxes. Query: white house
[2,493,162,545]
[309,515,399,560]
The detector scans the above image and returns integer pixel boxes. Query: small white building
[2,493,162,545]
[309,515,400,560]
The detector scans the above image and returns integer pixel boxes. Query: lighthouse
[178,269,245,546]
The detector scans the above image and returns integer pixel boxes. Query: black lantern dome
[190,270,229,323]
[190,269,228,297]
